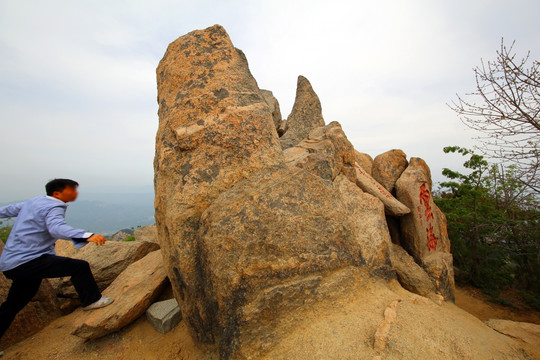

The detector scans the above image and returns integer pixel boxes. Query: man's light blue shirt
[0,196,92,271]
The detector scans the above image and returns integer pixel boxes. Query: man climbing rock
[0,178,115,350]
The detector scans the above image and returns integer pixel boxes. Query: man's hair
[45,178,79,196]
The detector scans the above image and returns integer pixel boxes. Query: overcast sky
[1,0,539,202]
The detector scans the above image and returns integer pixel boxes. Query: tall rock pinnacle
[153,24,283,345]
[279,75,325,149]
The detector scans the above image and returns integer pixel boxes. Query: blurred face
[52,186,79,202]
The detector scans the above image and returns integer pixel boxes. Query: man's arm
[46,207,107,248]
[45,206,89,240]
[0,202,25,218]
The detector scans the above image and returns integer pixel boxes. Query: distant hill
[1,192,155,235]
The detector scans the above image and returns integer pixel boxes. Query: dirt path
[455,285,540,325]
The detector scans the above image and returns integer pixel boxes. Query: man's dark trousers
[0,254,102,339]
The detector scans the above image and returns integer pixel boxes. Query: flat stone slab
[352,162,411,216]
[146,298,182,334]
[71,250,168,339]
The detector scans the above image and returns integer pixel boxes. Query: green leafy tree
[123,235,136,242]
[435,146,540,307]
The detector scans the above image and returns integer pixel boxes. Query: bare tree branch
[448,38,540,194]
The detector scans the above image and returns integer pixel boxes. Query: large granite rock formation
[154,24,463,359]
[199,165,393,357]
[154,24,284,347]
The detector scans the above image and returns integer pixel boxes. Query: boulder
[279,75,325,149]
[154,24,284,344]
[198,165,388,358]
[283,121,356,181]
[372,149,408,193]
[422,252,455,302]
[389,244,435,297]
[52,239,160,301]
[71,250,168,339]
[395,157,454,300]
[260,89,282,132]
[134,224,159,246]
[354,150,373,175]
[146,298,182,334]
[395,157,451,259]
[0,242,61,347]
[349,162,411,216]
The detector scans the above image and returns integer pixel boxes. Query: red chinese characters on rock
[353,163,394,200]
[418,183,438,251]
[426,224,438,252]
[419,183,434,222]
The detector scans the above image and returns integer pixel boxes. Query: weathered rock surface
[372,149,408,193]
[333,174,392,272]
[72,250,168,339]
[485,319,540,358]
[422,252,455,302]
[395,157,451,258]
[350,162,411,216]
[199,165,393,357]
[52,239,160,299]
[395,157,454,301]
[154,24,284,346]
[0,243,61,347]
[354,150,373,175]
[279,75,325,149]
[260,89,282,132]
[260,275,529,360]
[390,243,435,297]
[283,121,356,181]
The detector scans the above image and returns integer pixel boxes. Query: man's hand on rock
[88,234,107,246]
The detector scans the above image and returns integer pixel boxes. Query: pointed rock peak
[297,75,312,90]
[279,75,325,149]
[290,75,324,124]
